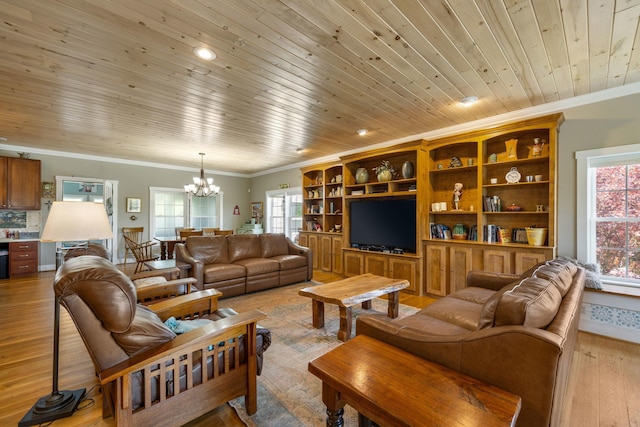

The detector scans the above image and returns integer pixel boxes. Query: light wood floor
[1,269,638,426]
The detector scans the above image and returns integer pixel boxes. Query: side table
[144,259,191,279]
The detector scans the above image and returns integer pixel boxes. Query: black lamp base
[19,388,85,427]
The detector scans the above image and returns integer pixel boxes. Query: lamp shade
[41,201,113,242]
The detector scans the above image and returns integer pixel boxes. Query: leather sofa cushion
[477,281,519,329]
[270,254,307,270]
[113,305,176,356]
[448,287,496,305]
[260,233,289,258]
[420,296,485,331]
[227,234,261,262]
[394,311,471,335]
[531,261,577,297]
[234,258,280,276]
[494,277,562,328]
[186,236,229,264]
[203,263,246,283]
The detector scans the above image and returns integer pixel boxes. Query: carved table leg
[338,306,352,342]
[312,299,325,328]
[326,407,344,427]
[361,300,372,310]
[323,382,345,427]
[387,290,400,318]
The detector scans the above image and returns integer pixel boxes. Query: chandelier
[184,153,220,197]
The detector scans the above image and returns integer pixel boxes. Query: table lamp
[19,201,113,426]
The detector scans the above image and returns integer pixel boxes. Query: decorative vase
[355,167,369,184]
[401,161,414,179]
[452,223,467,240]
[377,169,393,182]
[505,138,518,159]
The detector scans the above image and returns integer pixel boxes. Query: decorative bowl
[505,204,523,212]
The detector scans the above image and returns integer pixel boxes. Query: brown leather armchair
[55,256,269,426]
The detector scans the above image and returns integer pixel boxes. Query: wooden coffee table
[309,335,522,427]
[298,273,409,341]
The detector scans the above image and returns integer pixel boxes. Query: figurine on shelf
[532,138,545,157]
[452,182,463,210]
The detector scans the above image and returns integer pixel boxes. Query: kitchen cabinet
[9,241,38,275]
[0,157,41,210]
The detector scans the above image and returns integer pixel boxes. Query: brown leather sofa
[55,256,271,425]
[356,258,585,427]
[175,233,312,298]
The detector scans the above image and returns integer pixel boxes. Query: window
[190,195,219,229]
[150,187,222,238]
[577,144,640,287]
[150,188,186,238]
[265,188,302,242]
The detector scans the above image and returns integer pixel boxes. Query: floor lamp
[19,201,114,427]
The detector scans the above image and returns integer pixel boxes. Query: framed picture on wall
[126,197,141,213]
[251,202,262,219]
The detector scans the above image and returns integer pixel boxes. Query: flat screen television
[349,198,417,253]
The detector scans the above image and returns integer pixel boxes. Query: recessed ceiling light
[193,46,216,60]
[460,96,479,107]
[356,129,368,136]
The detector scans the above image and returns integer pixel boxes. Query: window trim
[576,143,640,288]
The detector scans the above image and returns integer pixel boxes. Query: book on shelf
[483,195,502,212]
[483,224,499,243]
[430,223,451,240]
[467,224,477,241]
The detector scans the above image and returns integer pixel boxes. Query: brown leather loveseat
[356,258,585,427]
[176,233,312,298]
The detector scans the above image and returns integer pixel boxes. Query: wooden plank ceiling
[1,0,639,174]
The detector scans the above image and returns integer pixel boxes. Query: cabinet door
[307,234,319,269]
[483,249,512,274]
[7,158,41,209]
[425,245,448,296]
[331,235,343,275]
[344,251,364,277]
[365,254,387,277]
[514,251,547,274]
[388,257,417,293]
[320,235,332,272]
[449,246,473,294]
[298,233,308,247]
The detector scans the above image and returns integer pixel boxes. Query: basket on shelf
[526,227,547,246]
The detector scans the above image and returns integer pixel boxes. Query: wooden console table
[298,273,409,341]
[308,335,521,427]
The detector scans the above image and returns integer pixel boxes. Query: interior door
[55,176,119,261]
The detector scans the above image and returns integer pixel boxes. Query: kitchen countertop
[0,238,41,243]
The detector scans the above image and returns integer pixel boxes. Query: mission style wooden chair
[55,256,265,426]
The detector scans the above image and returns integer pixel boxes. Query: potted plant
[373,161,396,182]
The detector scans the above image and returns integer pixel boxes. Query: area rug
[223,281,420,427]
